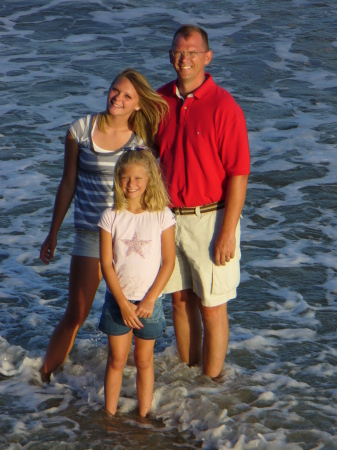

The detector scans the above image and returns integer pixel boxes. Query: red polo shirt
[157,74,250,208]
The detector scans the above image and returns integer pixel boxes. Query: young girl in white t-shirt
[98,148,175,417]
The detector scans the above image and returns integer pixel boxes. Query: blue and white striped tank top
[69,114,142,231]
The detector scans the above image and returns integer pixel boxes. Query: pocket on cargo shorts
[211,218,241,296]
[211,246,241,295]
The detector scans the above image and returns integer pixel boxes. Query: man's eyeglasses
[170,50,209,59]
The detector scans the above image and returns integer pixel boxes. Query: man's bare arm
[214,175,248,266]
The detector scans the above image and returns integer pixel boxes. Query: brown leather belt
[171,201,225,215]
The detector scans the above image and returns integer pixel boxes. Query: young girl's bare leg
[134,337,155,417]
[105,332,133,415]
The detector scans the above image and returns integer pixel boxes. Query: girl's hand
[40,233,57,265]
[135,297,155,319]
[120,301,144,329]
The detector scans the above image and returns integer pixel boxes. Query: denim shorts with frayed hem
[99,291,166,340]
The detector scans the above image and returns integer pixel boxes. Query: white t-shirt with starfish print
[98,207,176,300]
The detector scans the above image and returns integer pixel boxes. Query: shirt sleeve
[68,117,84,143]
[161,207,176,231]
[68,115,94,144]
[219,99,250,176]
[98,208,115,233]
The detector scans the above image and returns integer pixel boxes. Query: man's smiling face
[170,31,212,93]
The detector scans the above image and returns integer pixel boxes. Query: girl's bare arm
[40,132,79,264]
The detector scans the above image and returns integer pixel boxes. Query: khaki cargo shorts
[164,208,241,307]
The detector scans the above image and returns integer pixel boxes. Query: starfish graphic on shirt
[121,231,151,259]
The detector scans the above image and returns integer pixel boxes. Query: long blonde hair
[97,68,168,146]
[113,148,170,211]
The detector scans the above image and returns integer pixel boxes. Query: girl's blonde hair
[97,68,168,146]
[113,148,170,211]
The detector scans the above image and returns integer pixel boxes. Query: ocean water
[1,0,337,449]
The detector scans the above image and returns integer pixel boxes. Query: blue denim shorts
[99,291,166,340]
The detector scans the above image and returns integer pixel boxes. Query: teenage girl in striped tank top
[39,69,168,382]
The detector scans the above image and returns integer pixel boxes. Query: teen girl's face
[107,77,141,119]
[120,163,149,203]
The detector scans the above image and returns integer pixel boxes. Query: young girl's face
[119,163,149,203]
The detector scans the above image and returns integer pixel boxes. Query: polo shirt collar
[175,85,191,100]
[173,73,214,100]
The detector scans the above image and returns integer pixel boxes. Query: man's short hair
[172,25,209,50]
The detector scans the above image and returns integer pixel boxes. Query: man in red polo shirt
[157,25,250,378]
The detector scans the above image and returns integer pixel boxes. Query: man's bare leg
[199,301,229,378]
[171,289,202,366]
